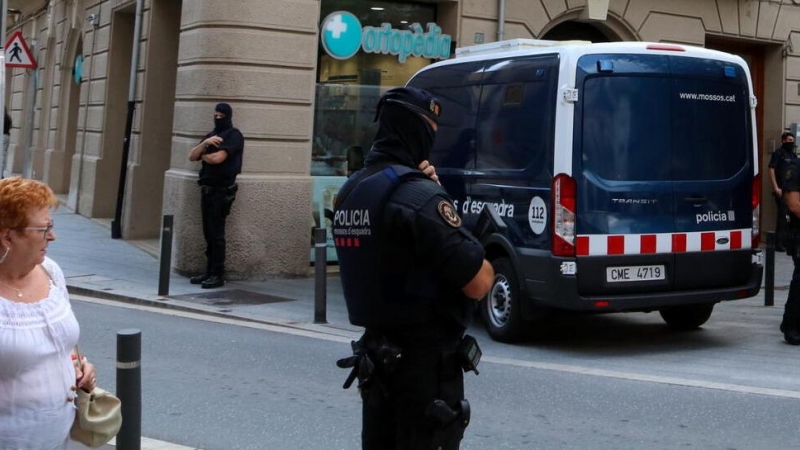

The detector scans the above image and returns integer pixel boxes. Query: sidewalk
[50,208,360,339]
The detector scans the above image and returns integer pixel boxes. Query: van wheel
[659,304,714,330]
[481,257,527,343]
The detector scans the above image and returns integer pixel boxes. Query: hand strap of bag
[72,344,94,396]
[74,345,85,371]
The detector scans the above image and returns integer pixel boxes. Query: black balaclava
[214,103,233,133]
[365,87,441,168]
[782,141,797,153]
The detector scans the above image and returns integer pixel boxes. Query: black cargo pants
[360,335,468,450]
[200,184,236,276]
[782,250,800,333]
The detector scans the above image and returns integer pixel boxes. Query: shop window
[312,0,438,177]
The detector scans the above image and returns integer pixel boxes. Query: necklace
[0,279,24,298]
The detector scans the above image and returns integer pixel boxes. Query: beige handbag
[69,346,123,448]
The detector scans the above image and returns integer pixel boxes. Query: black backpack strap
[335,164,427,209]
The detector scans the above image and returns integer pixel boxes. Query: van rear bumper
[520,250,763,314]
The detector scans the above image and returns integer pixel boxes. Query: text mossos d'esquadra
[333,209,372,236]
[454,196,515,218]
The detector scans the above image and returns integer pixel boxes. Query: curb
[67,283,290,326]
[66,284,359,340]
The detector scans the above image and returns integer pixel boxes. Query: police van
[406,40,763,342]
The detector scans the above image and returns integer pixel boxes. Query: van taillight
[552,174,576,256]
[752,175,760,248]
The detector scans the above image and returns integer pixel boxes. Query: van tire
[482,257,527,342]
[659,303,714,330]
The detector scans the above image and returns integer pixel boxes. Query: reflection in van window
[476,82,555,178]
[582,76,671,181]
[671,78,748,181]
[428,86,481,170]
[582,75,750,182]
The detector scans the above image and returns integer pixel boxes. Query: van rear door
[574,53,755,296]
[669,57,755,290]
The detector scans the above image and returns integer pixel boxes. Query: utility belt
[337,331,479,448]
[336,331,481,391]
[200,183,238,196]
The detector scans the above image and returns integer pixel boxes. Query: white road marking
[107,436,201,449]
[483,356,800,399]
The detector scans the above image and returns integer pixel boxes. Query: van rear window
[582,75,749,182]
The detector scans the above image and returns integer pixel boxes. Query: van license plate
[606,265,665,283]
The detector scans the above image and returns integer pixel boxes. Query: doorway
[705,37,780,235]
[123,0,182,239]
[51,32,82,194]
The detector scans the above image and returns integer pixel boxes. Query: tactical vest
[333,164,443,329]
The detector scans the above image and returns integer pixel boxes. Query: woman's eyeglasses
[21,223,54,238]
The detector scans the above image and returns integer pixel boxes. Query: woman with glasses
[0,177,97,449]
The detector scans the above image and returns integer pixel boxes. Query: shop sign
[321,11,452,63]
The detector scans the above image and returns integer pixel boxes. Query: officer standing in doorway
[333,87,494,449]
[780,151,800,345]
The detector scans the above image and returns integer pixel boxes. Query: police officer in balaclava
[333,87,494,450]
[187,103,245,289]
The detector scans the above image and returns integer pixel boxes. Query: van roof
[427,40,746,70]
[454,38,592,57]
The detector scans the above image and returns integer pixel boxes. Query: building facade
[5,0,800,278]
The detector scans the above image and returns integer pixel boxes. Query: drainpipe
[498,0,506,42]
[111,0,144,239]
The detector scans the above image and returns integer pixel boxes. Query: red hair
[0,177,59,229]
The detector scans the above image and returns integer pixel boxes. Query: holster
[336,338,375,390]
[223,184,237,216]
[336,334,402,402]
[426,399,471,450]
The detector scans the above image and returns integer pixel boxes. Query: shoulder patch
[437,200,462,228]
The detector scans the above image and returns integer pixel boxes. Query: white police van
[407,40,763,342]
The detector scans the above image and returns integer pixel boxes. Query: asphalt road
[72,296,800,450]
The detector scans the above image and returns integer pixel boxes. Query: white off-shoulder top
[0,257,79,450]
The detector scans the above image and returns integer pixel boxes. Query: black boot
[201,275,225,289]
[190,274,211,285]
[785,330,800,345]
[784,278,800,344]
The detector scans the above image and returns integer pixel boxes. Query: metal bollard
[158,215,173,296]
[314,228,327,324]
[116,329,141,450]
[765,231,775,307]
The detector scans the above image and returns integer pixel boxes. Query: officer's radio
[457,334,482,375]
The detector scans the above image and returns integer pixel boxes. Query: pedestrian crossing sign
[5,31,36,69]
